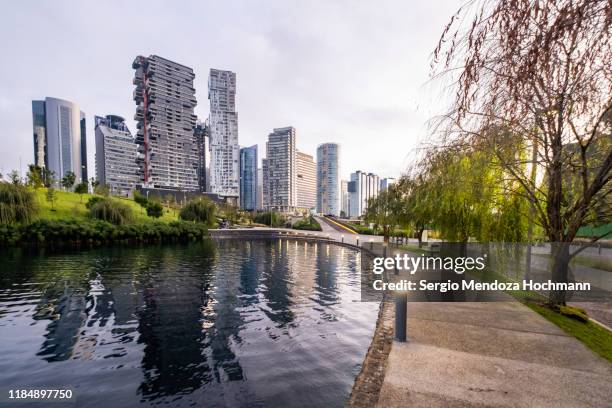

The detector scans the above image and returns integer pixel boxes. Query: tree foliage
[89,198,134,225]
[179,198,216,226]
[0,183,38,224]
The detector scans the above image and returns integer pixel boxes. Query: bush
[89,198,134,225]
[293,215,322,231]
[0,218,210,247]
[0,183,38,225]
[133,190,149,207]
[146,201,164,218]
[179,198,216,225]
[85,196,104,209]
[253,211,285,227]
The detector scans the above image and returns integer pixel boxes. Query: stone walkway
[376,301,612,407]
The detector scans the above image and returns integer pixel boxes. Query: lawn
[35,188,179,222]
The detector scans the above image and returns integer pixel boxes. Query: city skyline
[0,1,459,181]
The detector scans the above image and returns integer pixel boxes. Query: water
[0,239,378,408]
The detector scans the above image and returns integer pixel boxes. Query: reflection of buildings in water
[259,239,296,329]
[314,243,340,305]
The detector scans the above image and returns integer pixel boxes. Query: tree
[8,170,21,185]
[43,169,55,188]
[94,183,110,196]
[433,0,611,305]
[46,187,57,210]
[0,183,38,224]
[364,185,404,243]
[146,201,164,218]
[74,181,89,202]
[179,198,217,226]
[61,171,76,190]
[26,165,44,189]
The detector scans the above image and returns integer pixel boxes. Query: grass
[35,188,178,222]
[523,301,612,363]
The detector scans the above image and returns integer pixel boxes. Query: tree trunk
[548,241,570,305]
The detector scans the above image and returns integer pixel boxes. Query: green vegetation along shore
[0,184,214,247]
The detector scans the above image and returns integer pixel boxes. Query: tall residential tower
[208,69,239,202]
[94,115,139,196]
[132,55,198,190]
[316,143,340,216]
[296,150,317,211]
[262,127,297,212]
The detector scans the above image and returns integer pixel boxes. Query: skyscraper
[316,143,340,216]
[380,177,396,191]
[262,127,297,212]
[239,145,258,211]
[348,171,380,218]
[341,179,349,217]
[296,150,316,211]
[194,120,210,192]
[94,115,139,196]
[132,55,198,190]
[208,69,239,202]
[256,168,263,210]
[31,97,87,182]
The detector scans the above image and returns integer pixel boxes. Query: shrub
[133,190,149,207]
[85,196,104,209]
[179,198,216,225]
[89,198,134,225]
[146,201,164,218]
[293,215,322,231]
[0,183,38,225]
[0,219,210,247]
[253,211,285,227]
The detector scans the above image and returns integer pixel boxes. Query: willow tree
[433,0,611,305]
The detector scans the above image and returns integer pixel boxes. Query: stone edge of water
[346,296,395,408]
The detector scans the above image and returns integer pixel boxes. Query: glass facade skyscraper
[316,143,340,216]
[31,97,87,183]
[239,145,258,211]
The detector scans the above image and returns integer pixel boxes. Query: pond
[0,239,379,407]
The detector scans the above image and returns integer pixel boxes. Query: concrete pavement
[376,301,612,407]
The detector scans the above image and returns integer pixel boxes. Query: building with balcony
[348,170,380,218]
[208,69,240,202]
[316,143,340,216]
[296,150,316,211]
[31,97,88,183]
[262,127,297,213]
[132,55,199,191]
[94,115,139,197]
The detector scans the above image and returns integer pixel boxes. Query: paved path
[376,301,612,407]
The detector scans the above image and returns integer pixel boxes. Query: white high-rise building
[341,180,349,217]
[94,115,138,197]
[208,69,239,202]
[380,177,396,191]
[262,127,297,212]
[296,150,316,211]
[348,171,380,218]
[316,143,340,216]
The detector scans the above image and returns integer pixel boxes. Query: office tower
[348,171,380,218]
[208,69,239,201]
[316,143,340,216]
[341,180,349,217]
[132,55,198,191]
[194,120,210,192]
[296,150,317,211]
[380,177,395,191]
[31,97,87,182]
[94,115,139,196]
[262,127,297,212]
[239,145,258,211]
[256,168,263,210]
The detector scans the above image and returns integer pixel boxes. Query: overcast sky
[0,0,459,180]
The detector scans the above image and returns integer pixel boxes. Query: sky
[0,0,460,181]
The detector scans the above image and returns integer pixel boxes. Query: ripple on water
[0,240,378,408]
